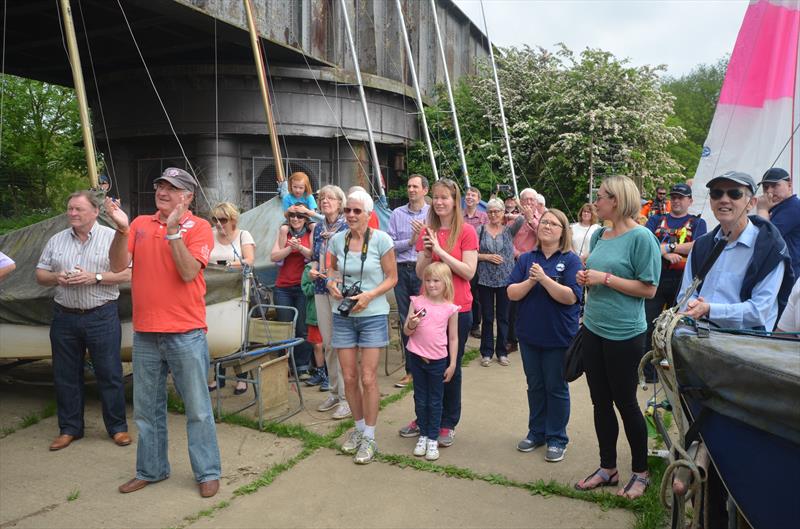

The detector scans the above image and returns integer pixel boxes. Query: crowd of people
[1,164,798,501]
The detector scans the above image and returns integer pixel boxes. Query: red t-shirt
[128,212,213,333]
[368,211,380,229]
[415,224,479,312]
[276,230,312,288]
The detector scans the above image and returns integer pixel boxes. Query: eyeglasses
[595,193,614,201]
[709,188,745,200]
[343,207,364,215]
[287,213,308,220]
[488,210,503,215]
[211,217,229,225]
[539,219,563,229]
[153,182,179,192]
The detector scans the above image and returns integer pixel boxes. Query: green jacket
[300,263,317,326]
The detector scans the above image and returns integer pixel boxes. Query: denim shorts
[331,313,389,349]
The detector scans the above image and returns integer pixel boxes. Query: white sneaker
[353,437,377,464]
[413,436,428,457]
[425,439,440,461]
[331,401,352,420]
[317,394,339,412]
[341,429,362,454]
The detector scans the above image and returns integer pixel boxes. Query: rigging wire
[115,0,214,212]
[76,0,117,185]
[0,0,6,161]
[214,16,218,185]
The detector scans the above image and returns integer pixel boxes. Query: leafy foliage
[407,45,688,219]
[0,75,87,218]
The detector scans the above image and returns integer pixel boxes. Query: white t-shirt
[570,222,600,258]
[777,278,800,333]
[209,229,255,264]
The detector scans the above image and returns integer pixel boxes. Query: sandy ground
[0,335,662,528]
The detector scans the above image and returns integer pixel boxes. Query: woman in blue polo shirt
[507,208,582,463]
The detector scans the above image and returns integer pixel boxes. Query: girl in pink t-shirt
[404,262,459,461]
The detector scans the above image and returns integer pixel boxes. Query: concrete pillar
[194,135,241,214]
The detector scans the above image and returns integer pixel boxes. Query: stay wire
[0,0,6,161]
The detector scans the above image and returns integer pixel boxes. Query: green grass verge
[0,401,57,438]
[0,210,59,235]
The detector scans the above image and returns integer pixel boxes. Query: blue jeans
[440,311,472,430]
[133,330,221,483]
[407,352,447,440]
[393,262,422,374]
[519,342,570,449]
[273,285,312,371]
[478,285,510,359]
[50,302,127,437]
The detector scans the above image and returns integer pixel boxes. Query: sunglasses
[505,208,520,214]
[343,207,364,215]
[211,217,229,225]
[287,213,307,220]
[709,188,746,200]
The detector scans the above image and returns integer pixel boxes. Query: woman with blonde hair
[574,175,661,499]
[570,203,601,263]
[397,179,478,447]
[208,201,255,394]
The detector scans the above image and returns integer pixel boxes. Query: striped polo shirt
[37,221,120,309]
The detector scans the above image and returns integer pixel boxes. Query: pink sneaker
[398,420,420,438]
[439,428,455,447]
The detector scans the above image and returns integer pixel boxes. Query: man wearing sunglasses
[756,168,800,280]
[677,171,794,331]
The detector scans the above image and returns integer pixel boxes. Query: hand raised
[166,195,187,231]
[104,197,129,231]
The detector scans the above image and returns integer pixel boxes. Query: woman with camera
[507,208,582,463]
[399,179,477,447]
[270,209,316,377]
[327,189,397,464]
[574,175,660,500]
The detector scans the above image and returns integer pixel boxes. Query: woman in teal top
[327,189,397,465]
[574,175,661,500]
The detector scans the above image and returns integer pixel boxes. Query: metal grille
[136,157,189,215]
[252,158,323,207]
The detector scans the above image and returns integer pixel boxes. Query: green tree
[662,57,728,176]
[0,75,86,217]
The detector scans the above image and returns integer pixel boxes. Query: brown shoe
[49,434,81,451]
[118,478,152,494]
[198,479,220,498]
[394,374,412,388]
[112,432,132,446]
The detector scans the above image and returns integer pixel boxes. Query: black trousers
[582,327,649,473]
[643,269,683,380]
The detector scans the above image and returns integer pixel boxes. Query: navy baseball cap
[759,167,790,185]
[706,171,757,195]
[670,183,692,197]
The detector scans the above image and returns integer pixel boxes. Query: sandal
[574,468,619,491]
[480,357,492,367]
[619,473,649,500]
[233,384,248,396]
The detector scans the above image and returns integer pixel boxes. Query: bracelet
[604,272,612,286]
[165,231,182,240]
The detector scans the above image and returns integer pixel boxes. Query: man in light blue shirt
[678,171,791,330]
[387,174,430,388]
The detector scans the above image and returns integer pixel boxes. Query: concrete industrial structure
[4,0,489,213]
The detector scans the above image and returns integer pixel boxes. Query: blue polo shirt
[770,194,800,279]
[508,249,583,348]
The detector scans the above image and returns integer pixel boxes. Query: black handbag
[563,325,585,382]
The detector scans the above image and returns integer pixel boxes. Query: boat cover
[672,327,800,446]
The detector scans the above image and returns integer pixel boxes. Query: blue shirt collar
[714,218,757,248]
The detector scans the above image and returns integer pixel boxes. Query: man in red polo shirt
[106,167,221,499]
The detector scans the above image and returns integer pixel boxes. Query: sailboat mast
[429,0,470,188]
[479,0,518,199]
[58,0,98,188]
[243,0,285,183]
[395,0,438,181]
[339,0,386,198]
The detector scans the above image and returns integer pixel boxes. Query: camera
[337,281,363,317]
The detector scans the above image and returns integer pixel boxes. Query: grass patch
[0,210,59,235]
[234,446,315,496]
[0,401,57,439]
[66,489,80,502]
[462,347,480,366]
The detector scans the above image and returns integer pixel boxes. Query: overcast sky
[453,0,749,77]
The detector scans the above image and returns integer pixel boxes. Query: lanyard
[342,228,371,287]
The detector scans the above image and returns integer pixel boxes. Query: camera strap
[342,228,371,286]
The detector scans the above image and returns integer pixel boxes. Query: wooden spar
[479,0,517,199]
[58,0,98,188]
[243,0,285,183]
[339,0,386,198]
[395,0,438,181]
[429,0,469,188]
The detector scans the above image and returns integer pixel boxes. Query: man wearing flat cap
[105,167,221,498]
[756,168,800,279]
[677,171,794,331]
[643,183,706,380]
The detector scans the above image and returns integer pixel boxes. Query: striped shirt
[37,222,120,309]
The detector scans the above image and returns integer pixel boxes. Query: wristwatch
[95,273,103,284]
[668,242,677,253]
[165,231,182,240]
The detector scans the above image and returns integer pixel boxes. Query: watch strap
[165,231,182,240]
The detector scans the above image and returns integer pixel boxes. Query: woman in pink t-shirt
[402,179,477,447]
